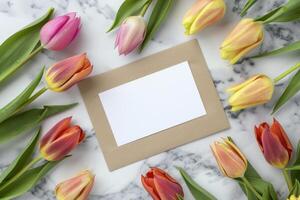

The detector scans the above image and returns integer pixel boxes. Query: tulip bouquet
[138,119,300,200]
[220,0,300,64]
[0,12,93,144]
[107,0,174,55]
[0,8,81,85]
[0,117,86,199]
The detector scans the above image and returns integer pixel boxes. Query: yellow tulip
[227,74,274,111]
[288,195,300,200]
[183,0,226,35]
[220,18,264,64]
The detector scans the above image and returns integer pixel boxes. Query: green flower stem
[140,0,152,16]
[0,155,43,192]
[274,63,300,83]
[283,169,293,192]
[241,177,263,200]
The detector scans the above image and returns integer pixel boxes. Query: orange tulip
[220,18,264,64]
[141,167,184,200]
[255,119,292,169]
[55,170,95,200]
[227,74,274,111]
[211,138,247,178]
[45,53,93,92]
[40,117,85,161]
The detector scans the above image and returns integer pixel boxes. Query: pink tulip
[115,16,147,55]
[40,12,81,51]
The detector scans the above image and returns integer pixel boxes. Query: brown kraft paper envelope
[78,39,230,171]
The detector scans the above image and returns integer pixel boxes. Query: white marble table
[0,0,299,199]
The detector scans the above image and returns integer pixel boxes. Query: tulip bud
[40,117,85,161]
[255,119,292,169]
[183,0,226,35]
[40,12,81,51]
[220,18,264,64]
[288,195,300,200]
[115,16,147,55]
[45,53,93,92]
[55,170,95,200]
[141,167,184,200]
[227,74,274,111]
[211,138,247,178]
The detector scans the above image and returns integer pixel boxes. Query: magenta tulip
[40,12,81,51]
[115,16,147,55]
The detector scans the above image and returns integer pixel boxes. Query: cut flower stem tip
[274,63,300,83]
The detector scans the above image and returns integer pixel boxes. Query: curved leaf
[290,140,300,183]
[0,8,54,84]
[0,129,40,185]
[0,68,44,123]
[272,70,300,114]
[177,167,217,200]
[107,0,151,32]
[0,160,61,199]
[140,0,174,51]
[0,103,77,143]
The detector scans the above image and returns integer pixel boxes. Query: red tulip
[141,167,184,200]
[255,119,293,169]
[40,117,85,161]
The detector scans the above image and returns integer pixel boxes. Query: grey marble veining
[1,0,300,199]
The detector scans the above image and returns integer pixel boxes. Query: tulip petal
[46,17,81,51]
[53,59,93,92]
[271,118,293,158]
[40,117,72,149]
[40,15,69,45]
[141,175,161,200]
[154,174,184,200]
[41,126,84,161]
[261,127,289,168]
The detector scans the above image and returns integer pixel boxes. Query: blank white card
[99,61,207,146]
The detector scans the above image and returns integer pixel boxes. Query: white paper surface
[99,61,207,146]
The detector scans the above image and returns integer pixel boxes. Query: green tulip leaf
[177,167,217,200]
[0,160,61,199]
[289,140,300,183]
[256,0,300,23]
[253,40,300,58]
[0,68,44,124]
[0,129,40,185]
[272,70,300,114]
[0,103,77,143]
[0,8,54,85]
[107,0,152,32]
[140,0,174,52]
[240,0,258,17]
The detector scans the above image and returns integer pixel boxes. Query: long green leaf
[0,129,40,185]
[0,103,77,143]
[288,180,300,198]
[177,167,217,200]
[257,0,300,23]
[107,0,151,32]
[0,160,61,199]
[253,40,300,58]
[272,70,300,113]
[240,0,258,17]
[290,140,300,183]
[0,68,44,123]
[0,8,54,84]
[140,0,174,51]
